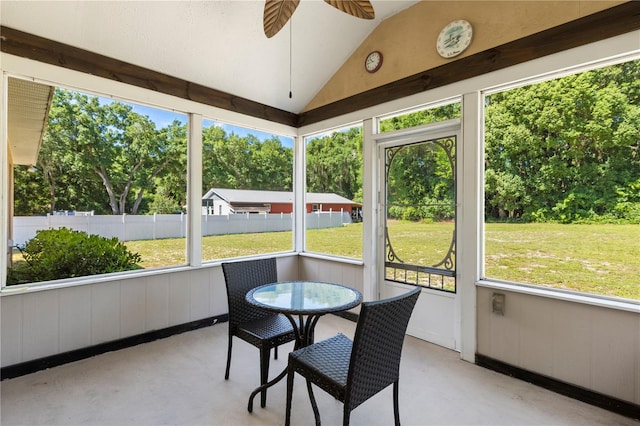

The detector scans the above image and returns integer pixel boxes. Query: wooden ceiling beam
[297,1,640,127]
[0,26,299,127]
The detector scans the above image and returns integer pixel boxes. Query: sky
[128,102,294,148]
[98,96,294,148]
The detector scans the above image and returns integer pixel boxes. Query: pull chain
[289,21,292,99]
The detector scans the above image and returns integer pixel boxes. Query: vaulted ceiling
[2,0,638,146]
[0,0,419,114]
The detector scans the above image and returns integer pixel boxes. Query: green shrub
[8,228,141,285]
[387,202,455,222]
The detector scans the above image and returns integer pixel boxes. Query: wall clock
[364,50,383,73]
[436,20,473,59]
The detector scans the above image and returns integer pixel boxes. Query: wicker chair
[284,286,421,426]
[222,258,296,408]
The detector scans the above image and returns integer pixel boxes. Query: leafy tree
[14,60,639,226]
[37,90,186,215]
[380,103,461,132]
[386,140,455,221]
[485,169,529,219]
[12,165,50,215]
[132,120,187,214]
[148,189,182,214]
[485,61,640,223]
[202,127,293,192]
[380,104,460,221]
[251,136,294,190]
[306,127,362,201]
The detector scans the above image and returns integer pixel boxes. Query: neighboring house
[202,188,362,217]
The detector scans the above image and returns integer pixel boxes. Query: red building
[202,188,361,218]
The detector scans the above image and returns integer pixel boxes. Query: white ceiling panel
[1,0,420,113]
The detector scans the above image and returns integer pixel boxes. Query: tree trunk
[46,168,56,213]
[131,188,145,215]
[94,165,120,214]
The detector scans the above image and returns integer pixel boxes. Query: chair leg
[393,381,400,426]
[259,348,270,408]
[343,408,350,426]
[306,379,321,426]
[275,345,278,360]
[224,335,233,380]
[285,367,295,426]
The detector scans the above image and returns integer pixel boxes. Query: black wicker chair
[284,286,420,426]
[222,258,296,408]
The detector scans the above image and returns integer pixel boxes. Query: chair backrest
[221,258,278,333]
[345,286,421,411]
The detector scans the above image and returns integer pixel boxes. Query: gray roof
[203,188,359,205]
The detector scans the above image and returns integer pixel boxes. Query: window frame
[1,69,298,290]
[479,53,640,306]
[199,117,296,263]
[2,30,639,312]
[301,122,365,261]
[4,78,192,284]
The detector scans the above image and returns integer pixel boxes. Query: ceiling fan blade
[324,0,375,20]
[264,0,300,38]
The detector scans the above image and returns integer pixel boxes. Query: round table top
[246,281,362,315]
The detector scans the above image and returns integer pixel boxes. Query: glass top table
[244,280,362,412]
[246,280,362,317]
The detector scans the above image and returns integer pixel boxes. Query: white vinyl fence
[12,211,352,247]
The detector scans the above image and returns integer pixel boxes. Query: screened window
[7,78,188,285]
[379,101,461,132]
[378,103,460,292]
[483,59,640,301]
[304,125,363,259]
[200,119,294,261]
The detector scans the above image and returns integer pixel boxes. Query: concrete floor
[1,315,637,426]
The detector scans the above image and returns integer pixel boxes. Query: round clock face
[436,20,473,59]
[365,51,383,73]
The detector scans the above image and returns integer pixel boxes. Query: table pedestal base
[247,313,322,413]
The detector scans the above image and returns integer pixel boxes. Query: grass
[123,232,294,266]
[12,222,639,300]
[484,223,640,299]
[384,221,640,299]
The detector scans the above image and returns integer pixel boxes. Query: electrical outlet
[492,293,505,315]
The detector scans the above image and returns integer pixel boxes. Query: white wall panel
[1,293,23,365]
[518,295,554,376]
[1,254,638,410]
[168,273,191,326]
[22,290,59,360]
[90,282,120,345]
[339,267,361,293]
[477,286,640,405]
[298,258,319,282]
[552,301,592,387]
[120,279,147,337]
[208,267,228,316]
[590,307,638,402]
[188,268,210,321]
[58,285,91,352]
[382,283,456,349]
[483,290,521,367]
[1,266,235,368]
[276,255,298,282]
[145,274,169,331]
[298,256,364,295]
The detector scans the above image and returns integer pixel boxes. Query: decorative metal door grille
[384,137,456,293]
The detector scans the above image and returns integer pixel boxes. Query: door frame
[374,118,462,350]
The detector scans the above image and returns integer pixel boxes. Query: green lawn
[484,223,640,299]
[122,222,639,300]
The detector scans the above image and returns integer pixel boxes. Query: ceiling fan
[264,0,375,38]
